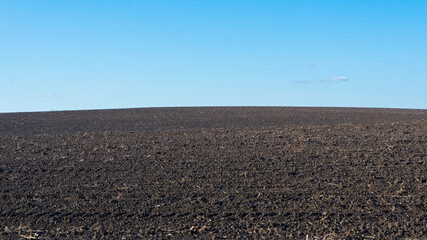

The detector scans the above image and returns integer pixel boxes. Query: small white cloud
[318,76,350,83]
[292,76,350,84]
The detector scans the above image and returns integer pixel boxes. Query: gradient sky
[1,1,426,112]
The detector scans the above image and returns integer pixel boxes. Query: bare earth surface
[0,107,426,239]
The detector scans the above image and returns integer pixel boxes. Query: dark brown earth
[0,107,426,239]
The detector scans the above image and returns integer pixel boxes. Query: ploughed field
[0,107,426,239]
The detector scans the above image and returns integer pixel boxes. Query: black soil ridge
[1,107,426,136]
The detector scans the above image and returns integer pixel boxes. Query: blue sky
[1,0,426,112]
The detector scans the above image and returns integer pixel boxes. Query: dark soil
[0,107,426,239]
